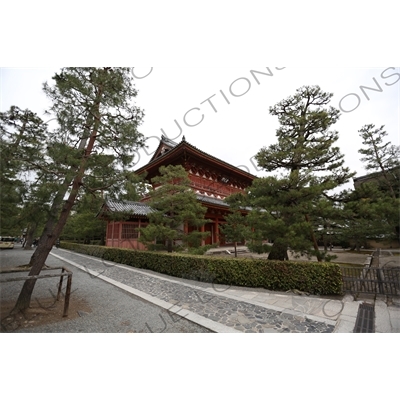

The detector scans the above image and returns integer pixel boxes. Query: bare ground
[207,247,400,266]
[0,257,92,333]
[0,296,91,333]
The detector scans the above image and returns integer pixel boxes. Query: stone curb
[54,249,338,327]
[50,252,240,333]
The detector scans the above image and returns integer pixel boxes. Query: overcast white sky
[1,67,399,192]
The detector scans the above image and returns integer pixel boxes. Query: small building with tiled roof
[98,199,155,217]
[101,136,258,249]
[97,199,154,250]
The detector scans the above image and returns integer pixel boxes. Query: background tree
[139,165,210,252]
[220,193,251,257]
[245,209,273,255]
[19,179,53,248]
[350,124,400,245]
[0,106,48,237]
[251,86,354,261]
[0,171,25,236]
[339,183,398,250]
[358,124,400,199]
[311,197,341,252]
[6,68,145,314]
[61,193,107,244]
[246,175,322,260]
[61,172,147,245]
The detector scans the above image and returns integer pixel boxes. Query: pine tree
[354,124,400,244]
[252,86,354,261]
[0,107,48,236]
[220,193,251,257]
[19,179,53,249]
[340,183,398,250]
[139,165,210,252]
[358,124,400,199]
[8,68,145,314]
[61,193,107,244]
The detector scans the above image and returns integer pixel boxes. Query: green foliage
[359,124,399,240]
[59,242,343,295]
[139,165,210,251]
[247,242,272,254]
[0,106,48,236]
[220,193,251,257]
[1,69,146,244]
[246,86,355,260]
[5,68,147,313]
[61,194,106,243]
[358,124,400,198]
[0,178,24,236]
[187,244,218,255]
[340,124,400,247]
[220,210,249,242]
[42,68,146,199]
[339,183,400,249]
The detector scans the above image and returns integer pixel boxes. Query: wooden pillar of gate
[214,218,219,245]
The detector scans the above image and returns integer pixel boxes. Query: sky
[1,67,399,193]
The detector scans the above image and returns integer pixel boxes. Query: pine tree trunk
[323,224,328,252]
[24,224,37,250]
[167,239,173,253]
[11,96,102,314]
[11,193,77,314]
[11,238,55,313]
[311,232,323,262]
[268,242,289,261]
[305,214,323,262]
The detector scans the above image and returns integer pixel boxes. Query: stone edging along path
[51,249,336,333]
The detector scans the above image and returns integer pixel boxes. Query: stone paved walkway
[51,249,335,333]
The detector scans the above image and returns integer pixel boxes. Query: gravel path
[0,247,211,333]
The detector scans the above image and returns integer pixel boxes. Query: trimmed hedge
[59,243,343,295]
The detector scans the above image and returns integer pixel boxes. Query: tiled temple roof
[102,199,154,216]
[137,136,257,181]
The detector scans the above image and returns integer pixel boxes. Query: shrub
[187,244,218,255]
[59,242,343,295]
[247,242,272,254]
